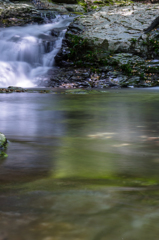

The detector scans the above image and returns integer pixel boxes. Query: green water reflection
[0,90,159,239]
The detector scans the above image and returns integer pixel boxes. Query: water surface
[0,89,159,240]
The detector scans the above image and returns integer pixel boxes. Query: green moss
[93,0,103,3]
[77,0,87,11]
[91,5,98,9]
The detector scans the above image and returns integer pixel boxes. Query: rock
[145,62,159,73]
[144,16,159,33]
[32,0,85,13]
[52,3,159,88]
[111,53,145,66]
[63,3,85,12]
[66,3,159,55]
[0,1,45,27]
[49,0,78,3]
[65,6,75,12]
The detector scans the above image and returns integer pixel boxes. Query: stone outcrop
[0,0,84,27]
[54,3,159,88]
[0,1,45,27]
[67,3,159,56]
[0,0,85,27]
[31,0,85,12]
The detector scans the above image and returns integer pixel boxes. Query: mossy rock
[0,151,8,158]
[0,133,7,149]
[0,133,8,158]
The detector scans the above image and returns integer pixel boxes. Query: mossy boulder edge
[0,133,7,149]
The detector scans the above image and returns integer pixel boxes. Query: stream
[0,13,73,88]
[1,89,159,239]
[0,6,159,240]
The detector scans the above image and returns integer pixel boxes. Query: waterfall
[0,15,73,88]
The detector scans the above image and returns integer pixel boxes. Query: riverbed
[0,89,159,239]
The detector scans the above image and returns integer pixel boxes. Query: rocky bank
[0,0,159,88]
[0,0,84,27]
[55,2,159,88]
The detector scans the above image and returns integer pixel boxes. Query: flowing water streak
[0,15,74,87]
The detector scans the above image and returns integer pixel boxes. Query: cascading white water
[0,15,74,88]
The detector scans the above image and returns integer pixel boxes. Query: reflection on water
[0,90,159,239]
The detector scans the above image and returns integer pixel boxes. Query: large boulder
[67,3,159,56]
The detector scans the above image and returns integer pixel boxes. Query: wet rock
[51,29,60,37]
[0,1,45,27]
[38,34,57,42]
[32,0,85,13]
[54,23,84,66]
[65,6,75,12]
[55,49,74,67]
[46,66,121,88]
